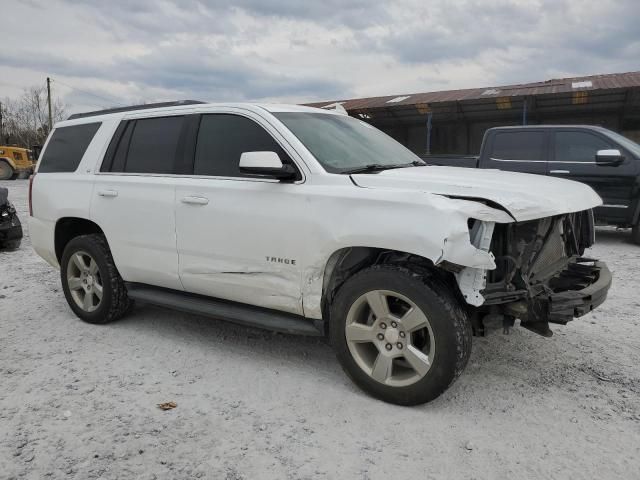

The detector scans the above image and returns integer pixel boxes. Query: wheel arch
[317,246,457,324]
[54,217,104,262]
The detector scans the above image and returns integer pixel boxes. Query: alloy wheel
[66,250,103,313]
[344,289,435,387]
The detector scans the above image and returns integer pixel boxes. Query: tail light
[28,173,35,216]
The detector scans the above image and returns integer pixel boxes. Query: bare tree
[1,86,66,148]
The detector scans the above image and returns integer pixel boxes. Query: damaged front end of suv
[456,209,611,337]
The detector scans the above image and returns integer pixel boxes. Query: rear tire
[0,161,14,180]
[330,264,472,406]
[60,234,132,324]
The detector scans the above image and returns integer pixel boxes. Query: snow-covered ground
[1,179,639,480]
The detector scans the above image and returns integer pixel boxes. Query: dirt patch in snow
[1,179,639,479]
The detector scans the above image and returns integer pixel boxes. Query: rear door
[481,129,548,174]
[91,115,186,290]
[548,129,637,224]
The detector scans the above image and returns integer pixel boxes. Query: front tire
[330,264,472,406]
[60,234,132,324]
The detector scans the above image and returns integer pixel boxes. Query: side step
[125,283,324,336]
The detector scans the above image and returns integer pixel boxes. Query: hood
[351,166,602,222]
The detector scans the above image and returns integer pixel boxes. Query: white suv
[29,101,611,405]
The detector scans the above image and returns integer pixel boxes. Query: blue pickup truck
[423,125,640,244]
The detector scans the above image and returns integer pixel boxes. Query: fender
[299,190,513,319]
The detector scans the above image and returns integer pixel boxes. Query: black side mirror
[239,151,298,180]
[596,149,624,166]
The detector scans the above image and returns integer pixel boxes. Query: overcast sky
[1,0,638,114]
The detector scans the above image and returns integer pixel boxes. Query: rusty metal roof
[305,71,640,112]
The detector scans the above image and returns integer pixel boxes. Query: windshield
[273,112,421,173]
[602,130,640,158]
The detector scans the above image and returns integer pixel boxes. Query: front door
[174,112,309,315]
[549,129,638,225]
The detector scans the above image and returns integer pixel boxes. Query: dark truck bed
[420,125,640,242]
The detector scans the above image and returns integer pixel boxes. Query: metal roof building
[306,71,640,155]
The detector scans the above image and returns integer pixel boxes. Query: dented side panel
[296,186,513,319]
[173,171,513,319]
[175,177,309,315]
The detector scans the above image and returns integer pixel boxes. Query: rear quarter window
[39,123,101,173]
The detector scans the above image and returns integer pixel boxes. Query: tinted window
[491,131,546,161]
[555,131,612,163]
[124,116,184,174]
[194,114,294,177]
[39,123,101,173]
[104,121,135,172]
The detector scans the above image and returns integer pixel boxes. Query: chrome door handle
[550,170,570,174]
[181,196,209,205]
[97,189,118,197]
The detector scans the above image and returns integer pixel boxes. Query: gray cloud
[113,45,351,101]
[1,0,639,114]
[223,0,390,28]
[373,2,541,64]
[63,0,390,37]
[0,43,350,105]
[63,0,234,42]
[361,0,640,83]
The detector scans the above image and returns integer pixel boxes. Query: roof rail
[67,100,206,120]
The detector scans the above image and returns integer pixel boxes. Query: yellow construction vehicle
[0,146,35,180]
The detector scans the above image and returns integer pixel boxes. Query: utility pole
[0,101,3,142]
[426,111,433,155]
[46,77,53,133]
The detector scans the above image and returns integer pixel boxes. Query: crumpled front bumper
[546,260,612,324]
[510,259,612,337]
